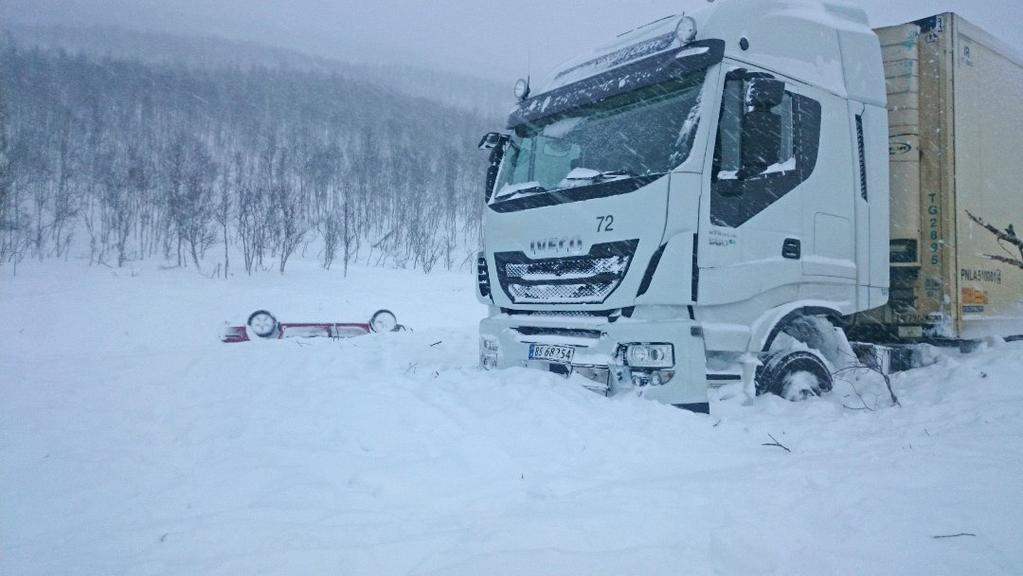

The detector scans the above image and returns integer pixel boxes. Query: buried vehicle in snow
[475,1,1023,412]
[222,309,403,343]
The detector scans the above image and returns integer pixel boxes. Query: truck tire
[756,350,833,401]
[246,309,279,339]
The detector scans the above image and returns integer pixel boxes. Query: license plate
[529,344,575,364]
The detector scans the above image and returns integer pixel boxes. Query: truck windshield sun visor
[508,40,724,129]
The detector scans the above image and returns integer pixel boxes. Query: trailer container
[851,14,1023,342]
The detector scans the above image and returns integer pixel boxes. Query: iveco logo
[530,236,584,256]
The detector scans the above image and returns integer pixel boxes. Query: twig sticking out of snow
[883,373,901,407]
[932,532,976,539]
[843,404,873,412]
[833,349,901,408]
[839,376,877,412]
[762,433,791,453]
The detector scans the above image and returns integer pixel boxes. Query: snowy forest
[0,33,498,275]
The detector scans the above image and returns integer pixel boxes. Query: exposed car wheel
[246,309,279,339]
[756,350,833,400]
[369,309,398,333]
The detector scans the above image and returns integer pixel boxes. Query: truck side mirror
[478,132,506,150]
[479,132,510,202]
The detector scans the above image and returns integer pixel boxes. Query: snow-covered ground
[3,261,1022,575]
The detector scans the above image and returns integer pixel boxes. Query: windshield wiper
[498,169,646,203]
[576,167,630,181]
[493,183,548,201]
[592,169,636,180]
[561,167,638,186]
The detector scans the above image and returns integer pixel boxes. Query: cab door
[697,66,824,307]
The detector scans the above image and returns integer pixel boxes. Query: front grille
[495,240,639,305]
[502,309,614,318]
[505,257,625,280]
[514,326,604,339]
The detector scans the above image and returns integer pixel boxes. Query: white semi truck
[476,1,1023,413]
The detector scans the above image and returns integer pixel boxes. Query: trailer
[849,14,1023,343]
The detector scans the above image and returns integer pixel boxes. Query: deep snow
[2,261,1022,575]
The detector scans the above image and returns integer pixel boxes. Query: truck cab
[477,0,890,412]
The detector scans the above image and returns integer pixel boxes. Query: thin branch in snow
[833,350,900,407]
[762,433,791,453]
[837,375,876,412]
[842,404,873,412]
[932,532,976,539]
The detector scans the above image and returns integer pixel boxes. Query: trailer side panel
[952,16,1023,339]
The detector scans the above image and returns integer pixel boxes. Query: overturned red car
[222,309,403,343]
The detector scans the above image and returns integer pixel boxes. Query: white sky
[3,0,1022,83]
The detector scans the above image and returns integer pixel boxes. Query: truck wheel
[756,350,833,401]
[369,309,398,333]
[246,309,279,339]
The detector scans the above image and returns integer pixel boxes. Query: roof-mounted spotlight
[514,78,531,101]
[676,15,698,45]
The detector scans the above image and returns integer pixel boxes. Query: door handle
[782,238,802,260]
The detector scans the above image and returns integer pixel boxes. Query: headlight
[480,353,498,370]
[625,343,674,368]
[631,369,675,387]
[481,336,500,353]
[480,336,501,370]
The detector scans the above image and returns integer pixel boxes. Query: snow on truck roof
[537,0,886,107]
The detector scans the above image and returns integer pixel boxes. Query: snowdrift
[2,262,1022,575]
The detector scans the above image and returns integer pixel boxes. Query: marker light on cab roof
[514,78,531,101]
[676,16,698,45]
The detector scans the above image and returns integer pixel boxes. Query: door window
[710,69,821,227]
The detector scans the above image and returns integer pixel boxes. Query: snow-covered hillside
[2,263,1022,575]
